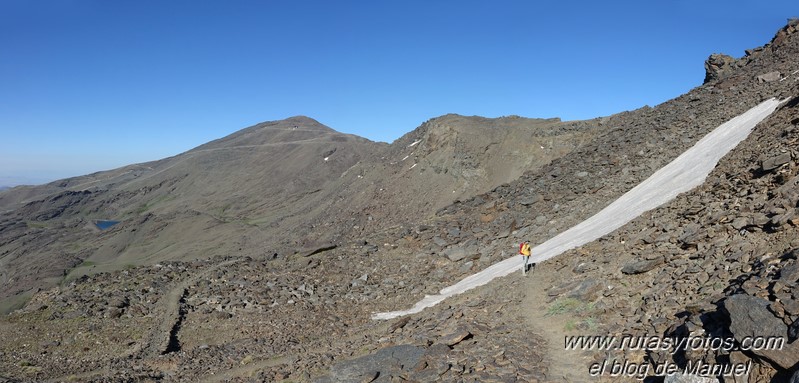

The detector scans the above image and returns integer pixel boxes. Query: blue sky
[1,1,796,186]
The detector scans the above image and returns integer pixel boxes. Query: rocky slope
[0,114,592,315]
[0,19,797,383]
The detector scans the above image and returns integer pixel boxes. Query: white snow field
[374,97,785,320]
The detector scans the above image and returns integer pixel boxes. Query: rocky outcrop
[723,294,799,370]
[313,345,426,382]
[704,53,737,84]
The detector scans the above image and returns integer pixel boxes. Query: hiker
[519,240,532,275]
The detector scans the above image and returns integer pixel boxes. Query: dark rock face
[723,294,799,370]
[704,53,737,84]
[313,345,425,383]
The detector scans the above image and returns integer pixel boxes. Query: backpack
[519,242,531,256]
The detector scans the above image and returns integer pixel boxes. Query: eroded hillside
[0,114,593,315]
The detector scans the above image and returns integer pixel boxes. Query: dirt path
[43,259,246,382]
[519,268,599,382]
[138,258,243,357]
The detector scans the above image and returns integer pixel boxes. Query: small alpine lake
[95,220,120,230]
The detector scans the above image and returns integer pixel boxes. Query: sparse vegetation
[547,297,600,331]
[25,221,47,229]
[546,297,595,316]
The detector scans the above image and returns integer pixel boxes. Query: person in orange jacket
[519,240,532,275]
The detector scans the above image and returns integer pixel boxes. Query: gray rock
[547,279,582,297]
[443,246,478,262]
[621,257,664,275]
[731,217,750,230]
[756,71,781,83]
[432,236,448,247]
[727,351,752,383]
[447,227,461,238]
[567,279,605,301]
[572,262,594,274]
[439,326,472,346]
[409,344,451,381]
[783,299,799,316]
[751,213,769,227]
[703,53,736,83]
[771,210,796,227]
[780,261,799,285]
[722,294,799,369]
[518,194,543,206]
[763,153,791,171]
[678,223,704,246]
[314,344,425,383]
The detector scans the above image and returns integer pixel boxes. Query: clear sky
[1,1,796,186]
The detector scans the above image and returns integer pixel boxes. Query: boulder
[771,210,796,227]
[409,344,451,381]
[314,344,425,383]
[762,153,792,171]
[779,261,799,285]
[678,223,704,246]
[703,54,736,84]
[443,246,479,262]
[722,294,799,370]
[432,236,448,247]
[756,71,781,83]
[439,326,472,347]
[731,217,750,230]
[622,257,664,275]
[518,194,543,206]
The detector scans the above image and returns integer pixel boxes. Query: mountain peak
[192,116,342,151]
[279,115,331,130]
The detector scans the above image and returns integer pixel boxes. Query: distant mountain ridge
[0,112,595,313]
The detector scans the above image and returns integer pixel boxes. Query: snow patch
[410,163,417,170]
[408,140,421,147]
[781,69,799,82]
